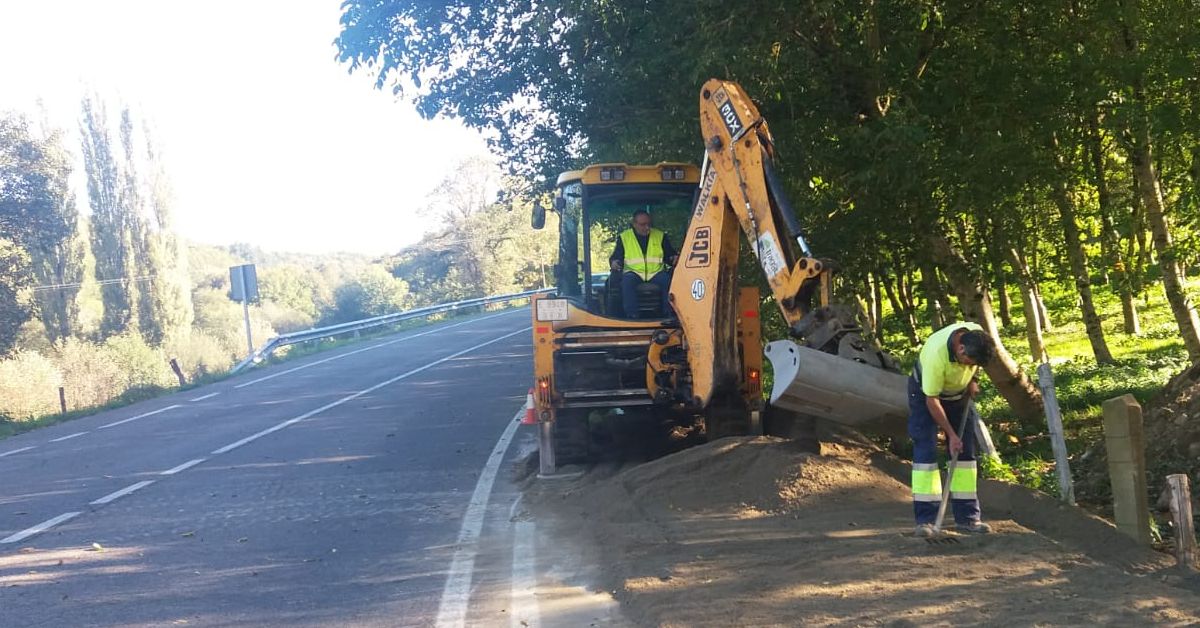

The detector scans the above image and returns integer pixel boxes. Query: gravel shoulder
[524,430,1200,627]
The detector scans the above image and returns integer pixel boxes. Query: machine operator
[609,209,678,318]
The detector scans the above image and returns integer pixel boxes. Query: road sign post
[229,264,259,358]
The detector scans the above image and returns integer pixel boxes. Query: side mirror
[553,196,566,211]
[531,200,546,230]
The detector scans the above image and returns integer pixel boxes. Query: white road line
[212,418,303,455]
[234,310,521,389]
[49,432,88,443]
[161,458,206,475]
[212,327,529,456]
[0,446,36,459]
[90,480,155,505]
[1,511,82,544]
[511,521,541,628]
[98,404,182,430]
[189,392,220,402]
[435,409,524,628]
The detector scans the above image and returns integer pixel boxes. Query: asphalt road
[0,308,617,627]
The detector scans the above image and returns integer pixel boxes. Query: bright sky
[0,0,491,255]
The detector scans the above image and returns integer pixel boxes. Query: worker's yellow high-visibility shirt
[916,322,983,398]
[620,228,665,281]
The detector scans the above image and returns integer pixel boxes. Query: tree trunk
[1088,113,1116,286]
[1005,245,1047,361]
[981,218,1013,328]
[899,268,919,321]
[920,260,947,330]
[1015,243,1054,332]
[1120,3,1200,360]
[1130,136,1200,359]
[928,231,1043,425]
[870,272,884,338]
[1048,172,1115,364]
[1089,110,1141,334]
[881,268,919,346]
[860,277,878,337]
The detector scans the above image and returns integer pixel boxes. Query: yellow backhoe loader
[529,79,909,473]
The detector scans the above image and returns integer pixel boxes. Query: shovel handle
[932,398,975,533]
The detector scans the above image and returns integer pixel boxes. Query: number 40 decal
[685,227,712,268]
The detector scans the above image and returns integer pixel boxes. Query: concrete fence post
[1102,394,1151,545]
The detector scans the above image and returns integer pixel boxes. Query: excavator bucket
[764,340,909,429]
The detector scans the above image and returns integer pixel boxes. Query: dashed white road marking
[98,404,182,430]
[0,446,36,459]
[161,458,206,475]
[189,392,221,402]
[49,432,88,443]
[90,480,155,506]
[1,512,82,544]
[213,328,529,456]
[233,310,521,389]
[435,408,524,628]
[511,521,541,628]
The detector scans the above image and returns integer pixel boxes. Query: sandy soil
[523,429,1200,627]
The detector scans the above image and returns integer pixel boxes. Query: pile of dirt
[526,434,1200,626]
[1075,362,1200,516]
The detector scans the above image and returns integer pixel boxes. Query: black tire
[551,409,591,464]
[704,401,751,441]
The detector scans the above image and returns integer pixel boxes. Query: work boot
[956,521,992,534]
[914,523,935,538]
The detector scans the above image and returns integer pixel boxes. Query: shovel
[927,397,976,545]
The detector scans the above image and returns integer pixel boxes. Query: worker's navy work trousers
[908,376,981,526]
[621,271,672,318]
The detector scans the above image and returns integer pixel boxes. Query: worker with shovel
[909,322,997,538]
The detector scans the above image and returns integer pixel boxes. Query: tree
[331,265,411,322]
[0,113,82,349]
[80,96,192,344]
[259,265,320,319]
[81,94,138,337]
[0,239,31,354]
[27,126,85,344]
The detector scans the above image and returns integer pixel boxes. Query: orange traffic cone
[522,388,537,425]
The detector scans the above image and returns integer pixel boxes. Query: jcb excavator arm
[669,79,906,425]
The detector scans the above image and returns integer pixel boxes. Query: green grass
[0,304,522,441]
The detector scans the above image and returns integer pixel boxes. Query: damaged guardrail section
[230,287,554,374]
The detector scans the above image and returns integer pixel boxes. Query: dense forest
[0,99,551,423]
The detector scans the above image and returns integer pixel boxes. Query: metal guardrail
[229,287,554,374]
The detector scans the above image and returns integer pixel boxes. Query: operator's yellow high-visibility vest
[620,228,665,281]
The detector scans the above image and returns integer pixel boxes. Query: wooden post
[1102,394,1151,545]
[1167,474,1197,570]
[1036,363,1076,504]
[169,358,186,387]
[58,386,67,414]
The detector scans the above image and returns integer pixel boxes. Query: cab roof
[555,162,700,187]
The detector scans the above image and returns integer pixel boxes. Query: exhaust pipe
[764,340,908,428]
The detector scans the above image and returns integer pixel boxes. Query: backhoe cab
[529,163,766,468]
